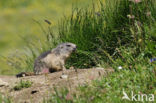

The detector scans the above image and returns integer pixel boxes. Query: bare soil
[0,68,114,103]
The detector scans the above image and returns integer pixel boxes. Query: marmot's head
[53,42,77,58]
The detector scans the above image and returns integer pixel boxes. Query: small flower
[146,11,151,17]
[66,92,73,100]
[118,66,122,70]
[134,0,141,3]
[136,21,142,27]
[127,14,135,19]
[150,58,156,62]
[129,0,142,3]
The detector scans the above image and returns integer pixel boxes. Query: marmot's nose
[73,46,77,51]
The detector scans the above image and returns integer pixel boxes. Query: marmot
[16,42,76,77]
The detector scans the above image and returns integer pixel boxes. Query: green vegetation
[0,0,94,74]
[48,64,156,103]
[59,0,156,69]
[1,0,156,102]
[5,0,156,72]
[13,80,32,91]
[0,94,12,103]
[44,0,155,102]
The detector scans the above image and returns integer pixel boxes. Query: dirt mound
[0,68,114,103]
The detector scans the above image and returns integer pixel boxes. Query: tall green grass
[4,0,156,73]
[0,0,93,74]
[58,0,156,68]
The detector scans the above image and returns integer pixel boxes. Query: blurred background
[0,0,95,74]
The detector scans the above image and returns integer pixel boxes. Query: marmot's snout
[73,45,77,52]
[64,43,77,52]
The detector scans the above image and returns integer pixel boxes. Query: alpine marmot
[34,42,77,74]
[16,42,76,77]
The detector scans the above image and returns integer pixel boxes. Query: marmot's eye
[66,45,71,47]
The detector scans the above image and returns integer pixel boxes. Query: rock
[60,74,68,79]
[0,79,9,87]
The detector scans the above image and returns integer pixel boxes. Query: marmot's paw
[60,74,68,79]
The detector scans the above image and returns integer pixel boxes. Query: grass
[0,94,12,103]
[0,0,95,75]
[13,80,33,91]
[47,64,156,103]
[44,0,156,102]
[58,0,156,68]
[1,0,156,102]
